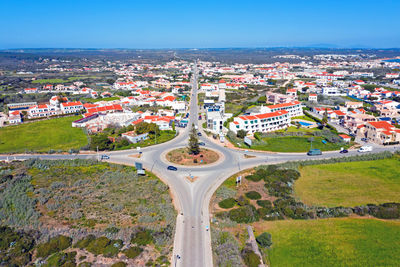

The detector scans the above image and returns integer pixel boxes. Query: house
[308,94,318,102]
[121,131,149,144]
[386,73,399,79]
[24,88,38,94]
[266,92,296,104]
[338,134,351,143]
[229,110,290,135]
[286,89,297,98]
[61,101,83,114]
[345,101,363,109]
[262,101,303,118]
[50,96,68,106]
[362,121,400,145]
[8,111,22,124]
[27,104,58,118]
[346,113,376,133]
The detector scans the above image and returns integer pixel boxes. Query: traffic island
[165,147,220,166]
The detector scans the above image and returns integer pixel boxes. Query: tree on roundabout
[188,123,200,155]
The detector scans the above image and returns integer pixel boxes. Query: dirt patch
[166,147,220,166]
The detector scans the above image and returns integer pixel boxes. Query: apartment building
[229,110,289,135]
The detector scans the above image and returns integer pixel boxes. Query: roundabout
[164,147,223,167]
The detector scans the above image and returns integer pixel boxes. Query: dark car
[167,166,178,171]
[197,132,202,136]
[199,142,205,146]
[340,149,348,154]
[361,138,368,142]
[101,155,110,160]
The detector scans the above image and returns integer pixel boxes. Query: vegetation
[123,246,143,259]
[256,232,272,248]
[0,159,176,265]
[295,157,400,207]
[0,115,87,153]
[241,249,261,267]
[245,191,261,200]
[82,96,120,103]
[218,198,236,209]
[36,235,72,258]
[188,123,200,155]
[262,218,400,267]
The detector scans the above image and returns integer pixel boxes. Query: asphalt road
[1,63,400,267]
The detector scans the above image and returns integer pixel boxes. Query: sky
[0,0,399,49]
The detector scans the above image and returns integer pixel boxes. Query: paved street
[1,64,400,267]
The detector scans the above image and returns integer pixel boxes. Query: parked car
[339,149,348,154]
[358,145,372,153]
[307,149,322,156]
[197,132,202,136]
[101,155,110,160]
[199,142,205,146]
[361,138,368,142]
[167,166,178,171]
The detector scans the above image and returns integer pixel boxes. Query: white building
[27,104,59,118]
[261,101,303,118]
[61,101,83,114]
[229,110,290,135]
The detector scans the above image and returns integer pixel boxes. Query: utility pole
[97,146,99,161]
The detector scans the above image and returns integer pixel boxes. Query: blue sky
[0,0,399,49]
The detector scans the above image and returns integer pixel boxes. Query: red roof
[238,110,288,121]
[62,101,82,107]
[368,121,394,131]
[268,101,301,110]
[339,134,351,139]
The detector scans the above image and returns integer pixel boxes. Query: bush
[111,262,126,267]
[256,232,272,248]
[228,205,259,223]
[245,191,261,200]
[75,235,96,249]
[85,236,111,255]
[123,246,143,259]
[36,235,72,258]
[245,174,263,182]
[236,195,250,206]
[131,229,153,246]
[218,198,236,209]
[256,200,272,208]
[241,249,261,267]
[44,251,76,267]
[0,226,36,266]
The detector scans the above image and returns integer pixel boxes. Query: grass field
[256,218,400,267]
[32,79,67,84]
[294,158,400,207]
[82,96,120,103]
[0,116,87,153]
[250,136,347,152]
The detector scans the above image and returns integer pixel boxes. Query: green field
[250,136,347,152]
[258,218,400,267]
[32,79,67,84]
[82,96,120,103]
[0,116,87,153]
[294,158,400,207]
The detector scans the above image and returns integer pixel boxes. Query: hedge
[218,198,236,209]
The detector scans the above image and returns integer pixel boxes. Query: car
[197,132,202,136]
[101,155,110,160]
[199,142,205,146]
[307,149,322,156]
[361,138,368,142]
[358,145,372,153]
[167,166,178,171]
[339,149,348,154]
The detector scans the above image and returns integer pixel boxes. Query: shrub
[228,205,259,223]
[44,251,76,267]
[123,246,143,259]
[85,236,111,255]
[131,229,153,246]
[245,174,263,182]
[0,226,36,266]
[36,235,72,258]
[236,195,249,206]
[75,235,96,249]
[256,232,272,248]
[241,249,261,267]
[111,262,126,267]
[245,191,261,200]
[218,198,236,209]
[256,200,272,208]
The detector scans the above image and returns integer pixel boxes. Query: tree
[321,109,328,127]
[90,134,113,151]
[256,232,272,248]
[188,124,200,155]
[237,129,247,139]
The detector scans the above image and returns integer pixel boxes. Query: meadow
[0,116,87,153]
[295,158,400,207]
[256,218,400,267]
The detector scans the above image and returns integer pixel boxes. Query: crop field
[0,116,87,153]
[295,158,400,207]
[255,218,400,267]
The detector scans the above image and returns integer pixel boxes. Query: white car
[358,145,373,153]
